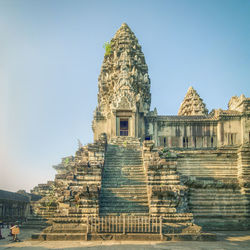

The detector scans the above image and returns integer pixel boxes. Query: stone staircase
[175,148,250,230]
[21,215,49,230]
[99,142,149,216]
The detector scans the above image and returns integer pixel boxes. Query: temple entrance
[120,119,128,136]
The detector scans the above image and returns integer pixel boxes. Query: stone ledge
[32,232,216,241]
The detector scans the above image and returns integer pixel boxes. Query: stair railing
[86,215,162,239]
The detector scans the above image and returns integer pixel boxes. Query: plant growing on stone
[103,41,112,56]
[64,157,70,165]
[123,140,127,148]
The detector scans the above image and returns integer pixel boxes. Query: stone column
[110,110,116,139]
[130,112,136,137]
[135,111,139,138]
[154,118,158,146]
[241,116,248,144]
[217,121,224,147]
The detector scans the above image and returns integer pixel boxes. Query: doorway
[120,119,128,136]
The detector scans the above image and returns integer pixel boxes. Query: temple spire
[178,86,208,116]
[97,23,151,115]
[93,23,151,140]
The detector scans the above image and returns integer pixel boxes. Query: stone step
[191,212,250,217]
[100,201,148,207]
[102,177,145,181]
[147,181,181,185]
[105,155,142,158]
[101,192,148,196]
[104,162,142,165]
[148,175,180,180]
[102,177,146,181]
[100,207,149,213]
[100,194,148,202]
[191,207,249,212]
[102,184,147,188]
[107,152,141,154]
[103,168,145,171]
[189,194,247,198]
[106,156,142,159]
[189,195,250,203]
[44,228,86,234]
[104,160,143,163]
[100,198,148,202]
[102,182,146,186]
[189,189,242,193]
[101,183,147,187]
[99,212,149,216]
[189,200,249,206]
[102,179,146,183]
[100,144,149,215]
[105,155,142,157]
[102,172,145,176]
[103,169,145,173]
[105,163,143,166]
[105,154,142,157]
[105,159,142,162]
[101,197,147,202]
[100,192,148,197]
[106,152,142,156]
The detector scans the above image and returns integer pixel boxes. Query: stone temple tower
[92,23,151,141]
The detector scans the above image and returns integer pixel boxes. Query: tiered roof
[96,23,151,115]
[178,86,208,116]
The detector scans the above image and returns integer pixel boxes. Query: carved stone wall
[145,96,249,147]
[178,87,208,116]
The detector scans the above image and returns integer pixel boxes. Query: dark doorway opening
[120,119,128,136]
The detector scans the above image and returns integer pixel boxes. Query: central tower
[92,23,151,141]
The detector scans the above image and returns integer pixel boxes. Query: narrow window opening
[183,137,188,148]
[120,119,128,136]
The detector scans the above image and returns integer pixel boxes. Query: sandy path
[0,228,250,249]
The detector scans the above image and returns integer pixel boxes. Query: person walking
[10,225,20,242]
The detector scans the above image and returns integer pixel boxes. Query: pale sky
[0,0,249,192]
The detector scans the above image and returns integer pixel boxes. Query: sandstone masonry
[31,24,250,240]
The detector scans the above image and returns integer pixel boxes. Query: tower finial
[178,87,208,116]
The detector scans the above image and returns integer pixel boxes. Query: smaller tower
[178,86,208,116]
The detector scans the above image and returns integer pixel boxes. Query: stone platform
[31,232,216,241]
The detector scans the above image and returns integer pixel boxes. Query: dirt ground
[0,227,250,250]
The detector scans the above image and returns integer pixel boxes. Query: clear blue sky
[0,0,249,192]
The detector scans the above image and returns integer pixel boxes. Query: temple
[26,23,250,240]
[92,24,249,149]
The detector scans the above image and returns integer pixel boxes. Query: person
[10,225,20,242]
[9,223,14,236]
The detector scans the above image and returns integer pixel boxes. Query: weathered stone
[30,23,249,241]
[178,86,208,116]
